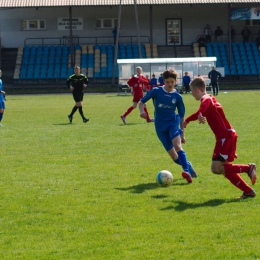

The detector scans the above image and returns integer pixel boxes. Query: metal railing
[24,35,150,46]
[195,33,259,44]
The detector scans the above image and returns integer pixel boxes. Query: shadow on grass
[53,123,72,126]
[115,180,189,194]
[161,198,240,212]
[115,182,157,193]
[118,123,142,126]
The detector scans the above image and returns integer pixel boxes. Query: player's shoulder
[68,74,76,79]
[80,73,88,78]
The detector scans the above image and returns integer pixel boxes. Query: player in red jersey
[120,66,154,124]
[183,77,256,199]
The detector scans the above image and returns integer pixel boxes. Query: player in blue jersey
[138,69,197,183]
[0,70,6,127]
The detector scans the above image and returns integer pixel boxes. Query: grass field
[1,90,260,260]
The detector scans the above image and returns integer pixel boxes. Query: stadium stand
[203,41,260,76]
[15,43,145,80]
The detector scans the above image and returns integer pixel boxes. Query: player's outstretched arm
[198,113,206,124]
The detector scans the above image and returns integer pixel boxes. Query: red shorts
[212,131,238,162]
[132,94,143,103]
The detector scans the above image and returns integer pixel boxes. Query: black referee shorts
[73,91,84,102]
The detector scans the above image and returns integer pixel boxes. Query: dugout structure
[117,57,217,95]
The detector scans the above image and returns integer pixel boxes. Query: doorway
[166,19,182,46]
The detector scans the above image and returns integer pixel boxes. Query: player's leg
[172,135,193,183]
[212,160,255,198]
[185,85,189,94]
[68,92,79,123]
[76,94,89,123]
[143,103,153,123]
[216,83,219,95]
[212,83,216,95]
[77,102,89,123]
[120,100,137,124]
[156,130,190,183]
[211,136,256,198]
[214,133,256,185]
[0,107,4,126]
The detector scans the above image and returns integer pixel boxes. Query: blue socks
[0,113,3,122]
[175,150,189,173]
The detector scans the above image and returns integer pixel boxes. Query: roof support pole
[149,5,153,58]
[228,3,232,65]
[112,0,122,86]
[134,0,142,58]
[69,6,74,68]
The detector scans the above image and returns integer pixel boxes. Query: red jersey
[185,94,235,139]
[127,75,149,97]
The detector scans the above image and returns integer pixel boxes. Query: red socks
[223,164,250,174]
[223,164,252,193]
[123,106,151,121]
[144,107,151,121]
[123,106,134,117]
[224,173,252,193]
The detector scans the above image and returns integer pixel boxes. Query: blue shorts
[156,123,182,151]
[0,100,5,109]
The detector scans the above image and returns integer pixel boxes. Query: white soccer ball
[156,170,173,187]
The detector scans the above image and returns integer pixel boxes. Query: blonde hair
[190,77,206,91]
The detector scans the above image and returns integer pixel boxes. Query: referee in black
[67,66,89,123]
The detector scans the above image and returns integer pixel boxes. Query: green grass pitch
[0,91,260,259]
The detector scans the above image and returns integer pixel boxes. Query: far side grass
[0,91,260,259]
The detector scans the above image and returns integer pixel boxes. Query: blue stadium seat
[94,72,101,78]
[20,71,27,79]
[27,70,34,79]
[244,69,251,75]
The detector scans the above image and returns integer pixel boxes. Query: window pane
[40,20,45,29]
[21,20,27,30]
[103,19,112,28]
[29,21,37,29]
[253,20,260,25]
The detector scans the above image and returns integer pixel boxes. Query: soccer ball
[156,170,173,187]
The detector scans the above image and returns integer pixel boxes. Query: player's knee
[211,165,222,174]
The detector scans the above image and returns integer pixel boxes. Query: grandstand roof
[0,0,259,8]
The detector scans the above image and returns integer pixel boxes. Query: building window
[21,19,46,30]
[96,18,117,29]
[245,20,260,26]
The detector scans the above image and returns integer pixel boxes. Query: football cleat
[83,118,89,123]
[147,118,154,123]
[188,162,198,178]
[68,115,73,123]
[247,163,256,185]
[120,115,126,124]
[239,190,256,199]
[182,171,192,183]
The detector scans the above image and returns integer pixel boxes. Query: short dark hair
[162,68,177,80]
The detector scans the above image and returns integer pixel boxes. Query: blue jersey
[0,79,4,102]
[158,76,164,85]
[141,86,185,131]
[182,75,191,86]
[150,77,157,86]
